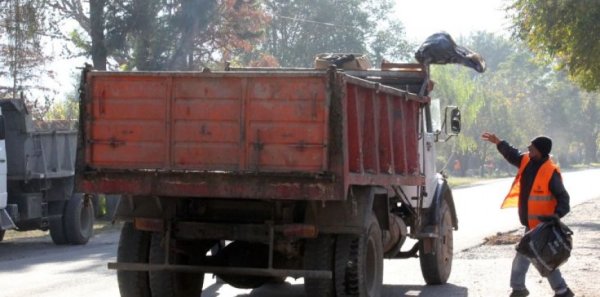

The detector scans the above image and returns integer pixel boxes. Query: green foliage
[509,0,600,91]
[254,0,412,67]
[433,31,600,172]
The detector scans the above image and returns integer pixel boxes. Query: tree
[509,0,600,91]
[254,0,412,68]
[0,0,60,119]
[369,20,414,64]
[89,0,107,70]
[51,0,269,71]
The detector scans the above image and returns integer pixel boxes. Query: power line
[273,15,355,29]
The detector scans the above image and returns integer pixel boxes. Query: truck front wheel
[335,213,383,297]
[419,198,454,284]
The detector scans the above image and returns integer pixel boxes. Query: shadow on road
[383,283,468,296]
[0,231,117,272]
[200,281,468,297]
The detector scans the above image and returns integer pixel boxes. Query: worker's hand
[481,132,501,145]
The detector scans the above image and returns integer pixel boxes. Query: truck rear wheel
[117,222,151,297]
[335,213,383,297]
[149,233,205,297]
[64,193,94,244]
[419,198,453,284]
[304,235,335,297]
[49,201,68,245]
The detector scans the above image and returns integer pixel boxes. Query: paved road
[1,169,599,297]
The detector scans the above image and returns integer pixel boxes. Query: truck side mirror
[444,106,461,135]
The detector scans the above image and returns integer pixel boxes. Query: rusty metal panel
[245,76,328,172]
[343,75,424,182]
[88,75,169,168]
[86,73,329,173]
[80,69,428,200]
[80,171,337,200]
[171,76,243,170]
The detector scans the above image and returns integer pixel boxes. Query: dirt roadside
[450,197,600,297]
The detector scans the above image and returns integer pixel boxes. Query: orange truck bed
[77,67,428,201]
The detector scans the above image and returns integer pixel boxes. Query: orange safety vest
[501,154,559,229]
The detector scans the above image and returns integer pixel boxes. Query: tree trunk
[90,0,107,70]
[583,133,599,164]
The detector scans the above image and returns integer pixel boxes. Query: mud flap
[0,208,16,230]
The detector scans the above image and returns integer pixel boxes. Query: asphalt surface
[1,169,599,297]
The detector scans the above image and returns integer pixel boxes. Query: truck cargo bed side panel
[86,73,329,173]
[344,79,423,188]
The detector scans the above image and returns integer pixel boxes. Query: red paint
[79,69,428,200]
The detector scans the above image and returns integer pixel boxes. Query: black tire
[0,229,5,242]
[304,235,335,297]
[49,201,68,245]
[335,213,383,297]
[215,241,271,289]
[64,193,95,245]
[419,197,454,285]
[149,232,205,297]
[117,222,152,297]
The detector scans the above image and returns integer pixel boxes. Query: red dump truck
[76,61,461,297]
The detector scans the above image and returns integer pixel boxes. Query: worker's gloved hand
[538,214,560,223]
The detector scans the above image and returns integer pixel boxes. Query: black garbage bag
[415,32,486,73]
[516,218,573,277]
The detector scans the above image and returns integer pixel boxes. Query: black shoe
[554,288,574,297]
[510,289,529,297]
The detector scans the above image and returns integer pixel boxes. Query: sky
[394,0,511,43]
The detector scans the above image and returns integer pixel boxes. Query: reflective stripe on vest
[501,154,559,229]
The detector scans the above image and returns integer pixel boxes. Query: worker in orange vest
[481,132,573,297]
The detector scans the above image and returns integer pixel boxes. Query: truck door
[0,112,7,210]
[421,100,440,208]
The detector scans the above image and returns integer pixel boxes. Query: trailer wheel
[149,233,205,297]
[335,213,383,297]
[117,222,151,297]
[49,201,68,245]
[419,198,453,285]
[64,193,95,245]
[304,235,335,297]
